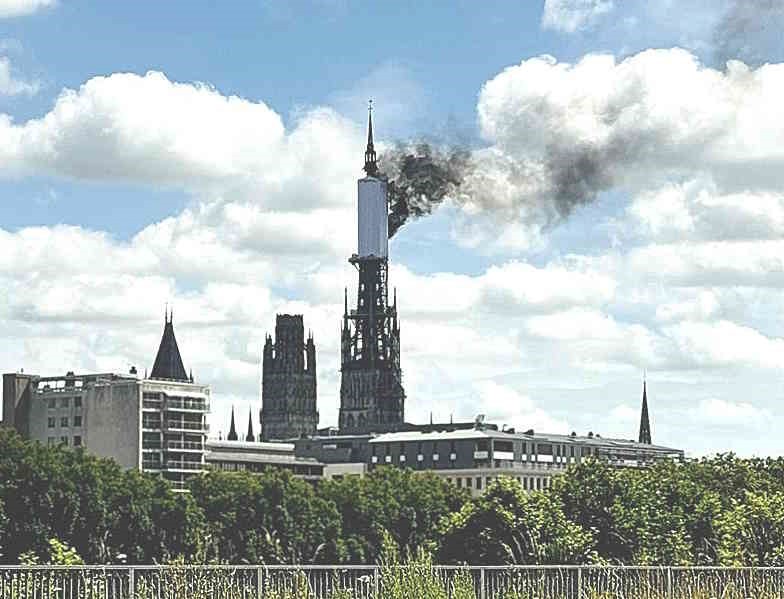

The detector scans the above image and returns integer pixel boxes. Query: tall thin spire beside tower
[363,99,379,177]
[245,407,255,442]
[227,406,238,441]
[638,376,652,445]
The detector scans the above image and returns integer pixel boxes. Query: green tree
[437,477,594,565]
[189,469,342,564]
[717,491,784,566]
[319,467,468,563]
[0,427,204,564]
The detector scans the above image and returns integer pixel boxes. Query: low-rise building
[205,439,324,481]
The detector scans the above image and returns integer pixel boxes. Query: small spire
[363,100,379,177]
[638,376,652,445]
[344,288,348,316]
[246,407,255,442]
[189,368,194,383]
[227,405,238,441]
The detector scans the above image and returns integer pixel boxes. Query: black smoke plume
[378,143,472,238]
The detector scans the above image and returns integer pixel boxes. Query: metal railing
[165,398,209,411]
[166,440,204,451]
[164,420,208,432]
[165,459,204,471]
[1,565,784,598]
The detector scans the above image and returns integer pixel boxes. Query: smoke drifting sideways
[377,140,614,239]
[379,143,472,238]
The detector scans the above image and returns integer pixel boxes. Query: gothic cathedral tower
[261,315,318,440]
[338,105,405,434]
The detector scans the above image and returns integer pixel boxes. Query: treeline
[1,427,783,566]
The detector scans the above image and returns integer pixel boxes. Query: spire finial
[363,100,378,177]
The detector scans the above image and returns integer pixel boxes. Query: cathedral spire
[246,407,255,442]
[363,100,379,177]
[227,405,238,441]
[638,376,652,445]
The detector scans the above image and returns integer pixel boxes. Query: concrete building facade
[2,312,209,491]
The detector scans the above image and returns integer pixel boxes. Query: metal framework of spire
[340,104,405,434]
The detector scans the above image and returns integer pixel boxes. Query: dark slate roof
[150,314,189,382]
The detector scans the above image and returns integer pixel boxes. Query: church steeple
[150,307,189,382]
[227,406,238,441]
[363,100,379,177]
[638,377,652,445]
[245,407,255,442]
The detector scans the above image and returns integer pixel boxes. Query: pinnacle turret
[245,407,255,442]
[227,405,238,441]
[638,378,652,445]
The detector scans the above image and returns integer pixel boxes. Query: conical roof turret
[150,308,189,382]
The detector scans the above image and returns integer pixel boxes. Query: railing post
[667,566,673,599]
[480,567,486,599]
[257,566,263,599]
[373,566,380,598]
[128,567,135,599]
[577,566,582,599]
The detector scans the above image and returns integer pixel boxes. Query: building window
[60,436,68,446]
[73,436,82,447]
[61,397,70,408]
[47,437,56,446]
[47,417,55,428]
[73,415,82,427]
[74,396,82,408]
[476,477,482,490]
[60,416,69,428]
[47,398,56,409]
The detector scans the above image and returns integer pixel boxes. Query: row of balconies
[142,398,209,411]
[141,459,204,472]
[142,440,205,451]
[141,419,209,432]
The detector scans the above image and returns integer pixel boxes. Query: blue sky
[2,0,784,456]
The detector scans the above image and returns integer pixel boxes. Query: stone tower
[338,105,405,434]
[260,315,318,441]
